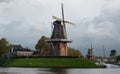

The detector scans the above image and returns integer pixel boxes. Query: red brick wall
[59,43,67,56]
[51,42,68,56]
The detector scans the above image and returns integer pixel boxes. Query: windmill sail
[61,3,67,39]
[52,16,75,25]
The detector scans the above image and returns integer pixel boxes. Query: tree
[35,36,49,55]
[110,49,117,58]
[0,38,10,57]
[68,47,83,57]
[116,55,120,62]
[68,47,74,56]
[74,50,82,57]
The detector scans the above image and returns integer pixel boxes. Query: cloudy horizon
[0,0,120,56]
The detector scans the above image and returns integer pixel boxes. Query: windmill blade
[64,21,75,25]
[52,16,75,25]
[52,16,62,21]
[61,3,65,24]
[61,3,67,39]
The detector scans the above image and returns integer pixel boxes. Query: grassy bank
[0,58,99,68]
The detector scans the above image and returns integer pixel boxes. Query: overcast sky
[0,0,120,56]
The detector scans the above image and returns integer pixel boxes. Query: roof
[10,44,32,52]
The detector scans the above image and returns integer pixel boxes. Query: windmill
[52,3,75,38]
[87,43,95,60]
[46,3,74,56]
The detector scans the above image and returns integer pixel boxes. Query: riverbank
[0,58,99,68]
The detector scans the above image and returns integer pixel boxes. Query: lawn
[0,58,99,68]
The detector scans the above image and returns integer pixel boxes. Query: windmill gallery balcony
[46,39,72,43]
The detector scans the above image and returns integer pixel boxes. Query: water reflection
[0,67,67,74]
[37,68,68,74]
[49,68,67,74]
[0,72,17,74]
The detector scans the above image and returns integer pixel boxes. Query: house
[109,57,117,63]
[95,57,109,63]
[16,51,33,57]
[10,44,33,57]
[10,44,23,55]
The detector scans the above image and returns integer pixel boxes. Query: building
[96,57,109,63]
[87,48,94,60]
[46,4,73,56]
[10,44,33,57]
[46,20,72,56]
[16,51,33,57]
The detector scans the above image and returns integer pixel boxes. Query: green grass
[0,58,99,68]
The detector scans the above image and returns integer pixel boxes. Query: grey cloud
[0,0,13,3]
[83,4,120,56]
[67,1,120,56]
[0,20,24,31]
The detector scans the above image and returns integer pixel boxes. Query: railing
[45,39,72,42]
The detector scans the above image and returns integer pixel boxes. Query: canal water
[0,67,120,74]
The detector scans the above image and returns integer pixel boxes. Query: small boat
[95,62,107,68]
